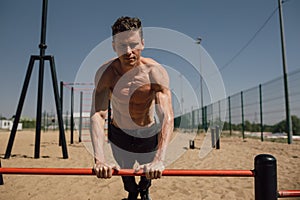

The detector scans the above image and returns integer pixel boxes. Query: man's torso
[107,58,157,129]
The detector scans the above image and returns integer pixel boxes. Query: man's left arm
[145,64,174,179]
[151,88,174,172]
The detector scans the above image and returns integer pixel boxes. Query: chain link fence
[174,69,300,143]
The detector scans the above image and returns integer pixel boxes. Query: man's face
[113,30,144,67]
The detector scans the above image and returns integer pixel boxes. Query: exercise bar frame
[1,154,299,199]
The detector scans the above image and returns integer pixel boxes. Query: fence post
[43,110,46,132]
[65,110,69,131]
[241,91,245,140]
[79,91,83,143]
[218,100,221,126]
[192,110,194,130]
[59,81,63,146]
[60,81,64,122]
[255,154,277,200]
[211,127,215,148]
[259,84,264,142]
[204,106,208,132]
[70,87,74,144]
[216,126,220,149]
[228,96,232,136]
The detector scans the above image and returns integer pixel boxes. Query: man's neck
[118,59,141,75]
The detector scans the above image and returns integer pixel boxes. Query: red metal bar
[0,168,254,177]
[2,167,299,198]
[278,190,300,198]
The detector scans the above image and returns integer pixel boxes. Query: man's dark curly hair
[111,16,143,39]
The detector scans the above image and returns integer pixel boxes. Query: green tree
[20,119,36,129]
[272,115,300,135]
[291,115,300,135]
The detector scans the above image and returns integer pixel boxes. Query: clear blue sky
[0,0,299,119]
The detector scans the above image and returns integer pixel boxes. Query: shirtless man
[90,16,174,200]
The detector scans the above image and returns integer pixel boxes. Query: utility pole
[278,0,292,144]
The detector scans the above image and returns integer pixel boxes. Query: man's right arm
[90,63,118,178]
[91,87,115,178]
[90,101,107,166]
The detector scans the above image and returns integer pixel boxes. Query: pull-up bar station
[1,154,300,199]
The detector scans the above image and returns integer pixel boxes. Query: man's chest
[111,71,154,103]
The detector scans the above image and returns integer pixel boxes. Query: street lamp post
[196,37,204,131]
[278,0,292,144]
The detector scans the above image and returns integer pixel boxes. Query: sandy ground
[0,129,299,200]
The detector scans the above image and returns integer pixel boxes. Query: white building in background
[0,120,12,129]
[0,120,22,131]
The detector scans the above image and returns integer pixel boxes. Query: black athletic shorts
[108,124,159,153]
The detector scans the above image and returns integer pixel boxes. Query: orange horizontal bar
[278,190,300,198]
[0,168,254,177]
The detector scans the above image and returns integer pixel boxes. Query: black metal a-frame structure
[4,0,68,159]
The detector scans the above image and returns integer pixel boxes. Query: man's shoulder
[140,57,169,87]
[98,58,118,72]
[141,57,160,67]
[94,58,118,85]
[140,57,166,74]
[141,57,166,73]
